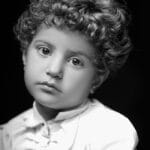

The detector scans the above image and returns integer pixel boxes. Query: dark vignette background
[1,0,145,149]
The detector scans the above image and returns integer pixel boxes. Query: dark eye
[70,57,84,67]
[37,46,51,56]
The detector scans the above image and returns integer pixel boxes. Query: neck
[36,102,60,121]
[35,99,89,121]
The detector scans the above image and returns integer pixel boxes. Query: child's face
[23,25,97,110]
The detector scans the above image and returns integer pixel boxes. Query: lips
[37,81,62,93]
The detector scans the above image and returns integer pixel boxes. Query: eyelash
[36,45,84,67]
[68,57,84,68]
[36,46,52,57]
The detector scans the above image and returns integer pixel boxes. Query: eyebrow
[34,40,55,49]
[67,50,93,61]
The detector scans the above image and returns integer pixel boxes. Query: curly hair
[14,0,132,77]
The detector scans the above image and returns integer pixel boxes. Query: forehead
[33,25,96,57]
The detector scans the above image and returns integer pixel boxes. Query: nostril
[46,70,63,80]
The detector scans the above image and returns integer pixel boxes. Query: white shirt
[0,99,138,150]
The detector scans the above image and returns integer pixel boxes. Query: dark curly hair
[14,0,132,78]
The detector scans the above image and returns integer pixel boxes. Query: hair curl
[14,0,132,77]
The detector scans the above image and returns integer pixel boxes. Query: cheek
[64,69,94,92]
[24,52,44,78]
[23,62,43,97]
[24,66,35,91]
[24,63,37,82]
[23,58,42,87]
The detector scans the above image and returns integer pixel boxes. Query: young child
[0,0,138,149]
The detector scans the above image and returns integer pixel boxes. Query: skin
[23,25,104,120]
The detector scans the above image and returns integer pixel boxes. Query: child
[0,0,138,149]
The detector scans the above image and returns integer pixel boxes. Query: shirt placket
[36,122,63,149]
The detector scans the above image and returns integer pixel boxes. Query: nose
[46,55,64,80]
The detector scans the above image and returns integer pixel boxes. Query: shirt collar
[23,100,90,128]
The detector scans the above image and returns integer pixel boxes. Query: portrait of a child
[0,0,139,149]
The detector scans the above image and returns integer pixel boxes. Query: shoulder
[1,108,33,134]
[84,99,136,130]
[0,124,5,150]
[79,99,138,146]
[0,109,32,150]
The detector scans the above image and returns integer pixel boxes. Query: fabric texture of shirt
[0,99,138,150]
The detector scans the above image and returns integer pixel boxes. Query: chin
[35,96,64,109]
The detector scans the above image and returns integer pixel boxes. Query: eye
[69,57,84,67]
[36,46,52,57]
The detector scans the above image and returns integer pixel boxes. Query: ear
[91,70,109,92]
[98,70,109,85]
[22,51,27,66]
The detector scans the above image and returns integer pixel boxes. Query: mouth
[37,81,62,93]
